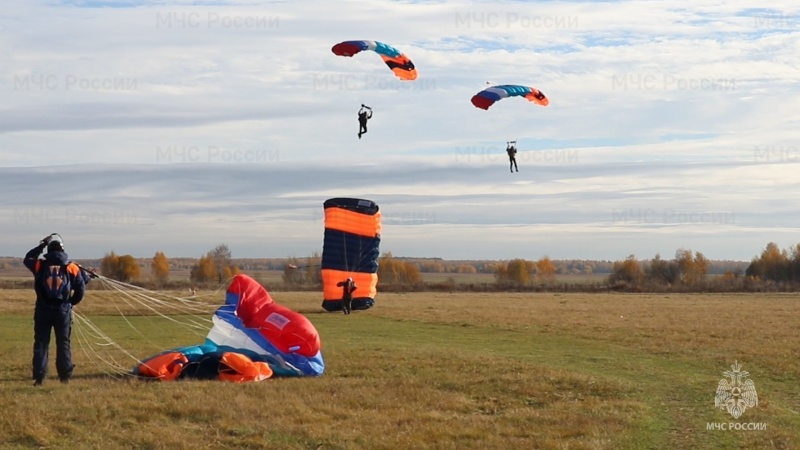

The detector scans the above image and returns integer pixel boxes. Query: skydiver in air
[507,141,518,173]
[337,277,357,315]
[358,104,373,139]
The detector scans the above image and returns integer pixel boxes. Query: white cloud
[1,0,799,260]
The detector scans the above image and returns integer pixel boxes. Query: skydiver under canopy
[507,141,518,173]
[358,105,373,139]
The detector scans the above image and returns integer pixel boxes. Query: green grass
[0,289,797,449]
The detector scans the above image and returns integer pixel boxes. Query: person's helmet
[347,277,353,282]
[47,234,65,252]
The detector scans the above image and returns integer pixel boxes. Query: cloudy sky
[1,0,799,261]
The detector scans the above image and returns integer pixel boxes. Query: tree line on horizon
[9,242,797,292]
[604,242,800,290]
[98,244,240,286]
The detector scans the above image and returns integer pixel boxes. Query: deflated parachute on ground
[471,85,549,110]
[332,40,417,80]
[133,344,274,382]
[133,274,324,381]
[207,274,323,376]
[321,198,381,312]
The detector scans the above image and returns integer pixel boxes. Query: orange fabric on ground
[137,352,189,381]
[218,352,273,382]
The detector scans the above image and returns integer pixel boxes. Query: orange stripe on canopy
[321,269,377,300]
[325,208,381,237]
[380,55,417,81]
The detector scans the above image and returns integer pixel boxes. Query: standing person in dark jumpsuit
[23,234,86,386]
[336,277,357,315]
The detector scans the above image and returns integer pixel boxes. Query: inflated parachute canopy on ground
[134,274,324,381]
[331,40,417,80]
[471,84,549,110]
[321,198,381,312]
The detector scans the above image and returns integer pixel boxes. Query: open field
[0,288,798,449]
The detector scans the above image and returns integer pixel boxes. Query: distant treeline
[6,242,800,292]
[0,254,749,276]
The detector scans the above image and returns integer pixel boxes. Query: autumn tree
[608,255,644,285]
[101,251,140,282]
[190,244,240,285]
[378,252,399,284]
[117,255,141,282]
[378,252,422,285]
[101,251,120,279]
[495,259,532,286]
[536,257,557,282]
[688,251,709,286]
[746,242,790,281]
[151,251,169,286]
[222,265,241,281]
[676,249,709,286]
[454,264,477,274]
[402,262,422,284]
[190,254,216,284]
[210,244,233,283]
[645,253,680,285]
[419,260,445,273]
[674,249,701,285]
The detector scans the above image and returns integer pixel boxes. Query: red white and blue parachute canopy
[206,274,324,376]
[471,85,549,110]
[133,275,324,381]
[331,40,417,81]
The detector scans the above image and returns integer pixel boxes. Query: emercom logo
[706,360,766,432]
[714,360,758,419]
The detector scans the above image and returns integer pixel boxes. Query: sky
[1,0,799,261]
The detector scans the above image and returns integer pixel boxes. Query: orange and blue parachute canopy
[471,85,549,110]
[332,40,417,81]
[321,198,381,312]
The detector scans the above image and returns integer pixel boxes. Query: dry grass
[0,288,797,449]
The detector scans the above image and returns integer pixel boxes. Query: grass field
[0,287,798,449]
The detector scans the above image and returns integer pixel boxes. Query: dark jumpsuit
[24,244,85,384]
[337,279,357,314]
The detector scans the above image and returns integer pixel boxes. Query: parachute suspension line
[72,311,142,377]
[71,275,227,375]
[100,276,222,319]
[99,277,214,333]
[95,277,213,348]
[96,275,226,306]
[342,231,351,274]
